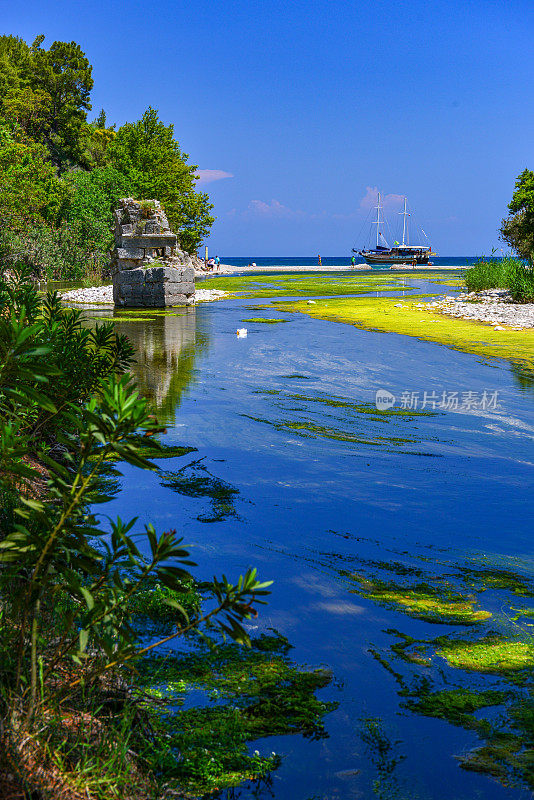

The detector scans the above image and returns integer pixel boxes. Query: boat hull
[362,252,431,266]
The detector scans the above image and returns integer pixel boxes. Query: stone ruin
[111,198,195,307]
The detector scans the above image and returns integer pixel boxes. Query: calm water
[221,255,483,269]
[85,271,534,800]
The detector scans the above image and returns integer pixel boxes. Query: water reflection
[82,306,209,423]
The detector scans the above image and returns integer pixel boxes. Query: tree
[0,35,94,170]
[108,107,214,252]
[30,38,93,170]
[500,168,534,260]
[0,124,62,229]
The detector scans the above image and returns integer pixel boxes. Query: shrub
[508,262,534,303]
[0,266,271,796]
[464,257,521,293]
[464,256,534,302]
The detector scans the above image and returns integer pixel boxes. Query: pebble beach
[427,288,534,329]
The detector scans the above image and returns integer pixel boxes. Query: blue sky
[5,0,534,255]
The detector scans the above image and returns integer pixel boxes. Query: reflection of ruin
[116,308,209,423]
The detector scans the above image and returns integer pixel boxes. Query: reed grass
[464,256,534,302]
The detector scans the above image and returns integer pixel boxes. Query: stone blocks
[109,198,195,307]
[113,266,195,308]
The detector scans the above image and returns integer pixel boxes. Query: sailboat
[354,194,434,266]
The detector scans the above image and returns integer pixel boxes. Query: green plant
[464,256,534,302]
[0,267,271,795]
[508,262,534,303]
[139,200,155,218]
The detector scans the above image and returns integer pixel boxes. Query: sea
[220,255,486,269]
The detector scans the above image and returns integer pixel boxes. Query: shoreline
[204,262,468,275]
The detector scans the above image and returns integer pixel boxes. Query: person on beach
[215,255,220,270]
[351,255,356,268]
[318,254,322,266]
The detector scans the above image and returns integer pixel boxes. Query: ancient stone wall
[111,198,196,307]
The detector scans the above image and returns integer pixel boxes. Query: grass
[274,295,534,374]
[464,256,534,302]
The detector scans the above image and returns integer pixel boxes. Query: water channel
[80,270,534,800]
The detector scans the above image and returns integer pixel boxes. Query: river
[81,270,534,800]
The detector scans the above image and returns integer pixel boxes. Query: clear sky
[4,0,534,255]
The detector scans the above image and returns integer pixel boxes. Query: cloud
[195,169,234,186]
[245,199,303,218]
[359,186,405,211]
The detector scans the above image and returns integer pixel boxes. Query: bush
[464,256,534,302]
[0,267,270,796]
[508,262,534,303]
[464,257,520,293]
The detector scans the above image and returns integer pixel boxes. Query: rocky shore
[423,288,534,329]
[60,285,228,304]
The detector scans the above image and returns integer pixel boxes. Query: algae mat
[276,296,534,373]
[205,271,411,299]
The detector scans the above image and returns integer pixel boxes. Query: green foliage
[500,168,534,259]
[0,34,214,277]
[28,38,94,170]
[464,256,534,302]
[107,107,214,252]
[0,126,62,228]
[0,269,271,773]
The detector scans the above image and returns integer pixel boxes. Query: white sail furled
[377,231,389,250]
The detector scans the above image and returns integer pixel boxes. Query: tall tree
[107,107,214,252]
[500,168,534,260]
[30,38,93,170]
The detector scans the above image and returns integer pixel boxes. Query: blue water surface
[89,271,534,800]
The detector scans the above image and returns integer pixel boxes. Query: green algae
[349,554,534,793]
[458,700,534,787]
[436,636,534,676]
[160,461,239,523]
[459,567,534,597]
[275,295,534,374]
[403,688,508,728]
[351,577,491,625]
[110,316,158,322]
[137,632,337,795]
[242,413,420,448]
[241,317,287,323]
[133,442,197,460]
[284,393,435,418]
[127,578,201,629]
[205,271,411,299]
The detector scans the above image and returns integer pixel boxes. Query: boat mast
[399,197,410,246]
[373,192,382,249]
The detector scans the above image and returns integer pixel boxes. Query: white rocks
[61,285,113,304]
[60,285,228,304]
[194,288,228,302]
[432,288,534,329]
